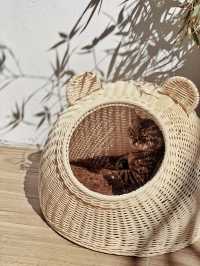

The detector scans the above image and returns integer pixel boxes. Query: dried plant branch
[178,0,200,46]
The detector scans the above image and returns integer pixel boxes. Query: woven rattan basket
[39,72,200,257]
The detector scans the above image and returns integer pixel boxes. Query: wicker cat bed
[39,73,200,256]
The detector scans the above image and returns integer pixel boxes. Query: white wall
[0,1,200,145]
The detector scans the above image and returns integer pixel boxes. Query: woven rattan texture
[69,105,155,160]
[39,80,200,257]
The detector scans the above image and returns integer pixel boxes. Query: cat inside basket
[70,106,165,195]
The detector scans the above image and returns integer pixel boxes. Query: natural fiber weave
[39,74,200,257]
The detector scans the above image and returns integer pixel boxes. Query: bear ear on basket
[158,76,200,115]
[66,72,102,106]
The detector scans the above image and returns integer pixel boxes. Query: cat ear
[66,72,102,106]
[160,76,199,114]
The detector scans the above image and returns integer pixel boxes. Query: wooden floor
[1,145,200,266]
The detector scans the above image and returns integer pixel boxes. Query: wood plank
[0,145,200,265]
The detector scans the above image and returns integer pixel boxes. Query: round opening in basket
[69,103,165,196]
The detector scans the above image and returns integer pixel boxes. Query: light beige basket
[39,72,200,257]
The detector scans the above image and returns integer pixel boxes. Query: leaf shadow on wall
[101,1,200,86]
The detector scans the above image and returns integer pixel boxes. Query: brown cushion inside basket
[69,104,165,196]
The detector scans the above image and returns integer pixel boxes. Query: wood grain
[0,145,200,266]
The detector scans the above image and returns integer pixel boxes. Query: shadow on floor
[24,150,45,220]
